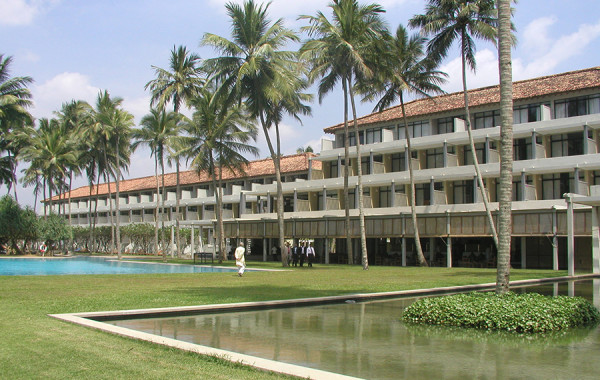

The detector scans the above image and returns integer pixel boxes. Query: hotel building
[47,67,600,271]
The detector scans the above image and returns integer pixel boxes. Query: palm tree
[133,109,181,261]
[300,0,387,269]
[146,46,204,257]
[181,86,259,262]
[361,24,447,266]
[202,0,308,267]
[496,0,514,294]
[410,0,499,249]
[0,54,33,201]
[19,118,77,216]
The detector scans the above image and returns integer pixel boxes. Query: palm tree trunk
[115,135,122,260]
[496,0,514,294]
[154,155,160,257]
[8,150,18,203]
[347,77,368,270]
[43,179,47,218]
[259,113,287,267]
[400,95,427,267]
[160,154,167,262]
[217,163,227,263]
[68,172,73,252]
[461,35,499,249]
[103,149,115,254]
[274,121,287,267]
[93,176,101,252]
[342,77,353,265]
[175,160,181,258]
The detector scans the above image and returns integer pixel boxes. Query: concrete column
[521,170,527,201]
[401,215,407,266]
[293,189,298,212]
[552,207,559,270]
[583,124,590,155]
[171,226,175,257]
[446,211,452,268]
[239,193,246,216]
[566,194,575,276]
[355,185,359,209]
[308,158,313,179]
[267,192,271,213]
[191,226,195,255]
[520,237,526,269]
[531,131,537,159]
[369,151,374,175]
[323,188,327,211]
[325,238,330,264]
[391,181,396,207]
[430,178,435,205]
[338,155,342,177]
[592,205,600,274]
[485,136,490,163]
[263,238,268,262]
[443,141,448,167]
[574,167,580,195]
[429,237,435,264]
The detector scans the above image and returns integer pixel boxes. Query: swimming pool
[0,256,243,275]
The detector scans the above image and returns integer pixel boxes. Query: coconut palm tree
[361,24,447,266]
[496,0,514,294]
[0,54,33,201]
[410,0,499,249]
[181,86,259,262]
[146,45,204,257]
[300,0,387,269]
[202,0,308,267]
[133,109,181,261]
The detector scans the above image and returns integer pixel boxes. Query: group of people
[287,241,316,267]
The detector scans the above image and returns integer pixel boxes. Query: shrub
[401,291,600,333]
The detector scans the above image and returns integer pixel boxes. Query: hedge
[401,291,600,333]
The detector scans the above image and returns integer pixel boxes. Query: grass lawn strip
[0,261,577,379]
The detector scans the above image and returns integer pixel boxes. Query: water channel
[109,280,600,379]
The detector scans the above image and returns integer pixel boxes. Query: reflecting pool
[108,280,600,379]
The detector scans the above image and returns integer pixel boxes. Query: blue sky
[2,0,600,208]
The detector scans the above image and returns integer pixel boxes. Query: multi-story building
[48,67,600,271]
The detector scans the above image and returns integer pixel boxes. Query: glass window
[513,138,531,161]
[426,148,445,169]
[555,94,600,118]
[453,180,474,204]
[379,186,391,207]
[365,128,382,144]
[391,153,406,172]
[473,110,501,130]
[435,117,454,135]
[399,120,431,139]
[464,143,486,164]
[513,104,543,124]
[550,133,583,157]
[541,173,572,200]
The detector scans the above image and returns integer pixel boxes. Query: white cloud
[521,16,556,58]
[32,72,99,119]
[123,95,151,125]
[513,18,600,80]
[0,0,58,26]
[438,49,500,94]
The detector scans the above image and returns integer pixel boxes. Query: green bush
[401,291,600,333]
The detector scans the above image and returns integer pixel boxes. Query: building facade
[48,67,600,270]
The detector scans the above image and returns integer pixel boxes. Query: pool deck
[50,273,600,380]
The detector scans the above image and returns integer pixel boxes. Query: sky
[2,0,600,209]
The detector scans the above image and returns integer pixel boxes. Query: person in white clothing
[234,241,246,277]
[306,242,316,267]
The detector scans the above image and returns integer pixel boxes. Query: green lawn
[0,259,567,379]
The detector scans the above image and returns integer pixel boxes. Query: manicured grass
[0,258,567,379]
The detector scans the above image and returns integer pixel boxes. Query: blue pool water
[0,256,240,275]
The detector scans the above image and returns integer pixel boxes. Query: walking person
[306,242,316,267]
[299,241,306,267]
[291,242,299,267]
[235,241,246,277]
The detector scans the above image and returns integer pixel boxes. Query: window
[399,120,431,138]
[365,127,382,144]
[550,133,583,157]
[473,110,501,130]
[513,104,543,124]
[594,171,600,186]
[379,186,391,207]
[330,160,339,178]
[426,148,445,169]
[435,117,454,135]
[391,153,406,172]
[453,180,474,204]
[513,138,531,161]
[554,94,600,118]
[541,173,572,200]
[415,183,430,206]
[463,143,486,164]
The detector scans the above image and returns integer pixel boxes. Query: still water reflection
[109,280,600,379]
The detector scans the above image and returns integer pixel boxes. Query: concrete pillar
[552,207,559,271]
[402,237,407,267]
[430,177,435,205]
[520,237,526,269]
[592,205,600,274]
[338,155,342,177]
[171,226,175,257]
[325,238,330,264]
[443,141,448,167]
[267,192,271,213]
[566,194,575,276]
[263,238,268,262]
[521,170,527,201]
[191,226,195,254]
[446,211,452,268]
[293,189,298,212]
[323,188,327,211]
[391,181,396,207]
[369,151,374,175]
[429,237,435,264]
[308,158,312,179]
[485,136,490,163]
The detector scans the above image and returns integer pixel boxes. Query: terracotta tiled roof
[324,66,600,133]
[49,153,321,201]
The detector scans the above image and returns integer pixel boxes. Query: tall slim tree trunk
[68,172,73,251]
[462,35,499,249]
[154,155,160,257]
[43,179,47,218]
[160,155,167,262]
[401,95,427,267]
[93,176,101,252]
[348,77,368,270]
[175,160,181,258]
[8,150,18,203]
[217,163,227,263]
[342,78,353,264]
[103,149,115,254]
[115,135,122,260]
[496,0,514,294]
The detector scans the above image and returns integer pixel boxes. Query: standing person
[291,242,300,267]
[299,241,306,267]
[284,241,292,264]
[234,241,246,277]
[307,242,316,267]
